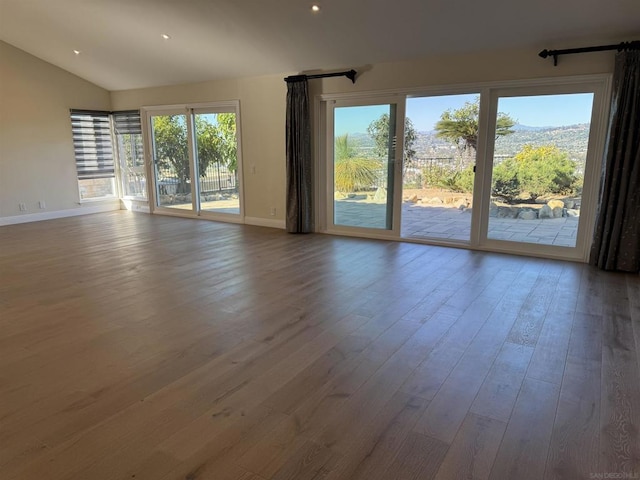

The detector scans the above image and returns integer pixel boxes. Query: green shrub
[512,145,577,200]
[491,145,578,202]
[422,164,475,193]
[492,158,521,202]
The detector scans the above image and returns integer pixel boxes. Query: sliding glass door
[147,102,243,221]
[150,111,193,212]
[193,109,241,215]
[477,83,609,260]
[322,76,610,261]
[327,99,404,236]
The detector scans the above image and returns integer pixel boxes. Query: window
[113,111,146,198]
[70,110,116,199]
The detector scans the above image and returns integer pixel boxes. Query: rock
[535,198,548,204]
[373,187,387,202]
[334,191,347,200]
[547,199,565,210]
[518,209,537,220]
[455,199,469,210]
[496,206,519,219]
[462,207,472,214]
[407,194,418,203]
[563,199,575,209]
[538,205,553,219]
[429,197,443,204]
[552,206,564,218]
[566,209,580,217]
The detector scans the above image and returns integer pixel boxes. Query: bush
[422,164,475,193]
[512,145,577,200]
[492,158,521,202]
[491,145,578,202]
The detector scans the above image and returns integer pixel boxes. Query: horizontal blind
[70,110,114,179]
[113,110,142,135]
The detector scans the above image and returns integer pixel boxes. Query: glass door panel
[402,94,479,241]
[486,93,594,248]
[149,113,193,211]
[332,104,397,230]
[193,111,240,215]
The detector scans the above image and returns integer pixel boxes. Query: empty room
[0,0,639,479]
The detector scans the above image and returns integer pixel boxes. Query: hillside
[347,123,591,164]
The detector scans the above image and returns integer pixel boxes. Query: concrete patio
[335,200,579,247]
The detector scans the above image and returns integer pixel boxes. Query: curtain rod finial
[539,49,550,59]
[346,69,357,83]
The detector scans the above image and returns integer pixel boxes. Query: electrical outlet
[270,207,276,216]
[18,203,27,212]
[38,200,46,209]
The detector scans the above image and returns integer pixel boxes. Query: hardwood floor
[1,211,638,480]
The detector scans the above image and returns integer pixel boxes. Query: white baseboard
[244,216,286,229]
[120,199,151,213]
[0,202,121,226]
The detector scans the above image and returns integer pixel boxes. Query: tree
[334,134,380,193]
[195,113,238,175]
[153,114,238,195]
[435,97,515,153]
[367,114,417,171]
[152,115,190,193]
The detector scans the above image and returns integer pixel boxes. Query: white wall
[318,46,616,93]
[0,41,113,220]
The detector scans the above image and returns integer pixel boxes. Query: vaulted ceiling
[1,0,638,91]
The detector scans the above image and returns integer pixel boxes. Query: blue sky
[335,93,594,135]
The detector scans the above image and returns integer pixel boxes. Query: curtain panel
[285,79,313,233]
[590,51,640,273]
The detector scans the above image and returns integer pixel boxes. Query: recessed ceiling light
[73,50,81,55]
[311,5,320,12]
[161,33,171,40]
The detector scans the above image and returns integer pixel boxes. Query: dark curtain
[590,50,640,273]
[285,78,313,233]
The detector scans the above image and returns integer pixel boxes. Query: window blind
[70,110,115,180]
[113,110,142,135]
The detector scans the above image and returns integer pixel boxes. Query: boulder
[538,205,553,219]
[547,199,565,210]
[429,197,443,204]
[334,191,347,200]
[518,209,538,220]
[496,206,519,219]
[455,199,469,210]
[552,206,564,218]
[373,187,387,202]
[563,199,576,209]
[566,209,580,217]
[406,194,418,203]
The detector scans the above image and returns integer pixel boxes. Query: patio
[335,200,579,247]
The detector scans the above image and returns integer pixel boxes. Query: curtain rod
[284,69,357,84]
[539,40,640,66]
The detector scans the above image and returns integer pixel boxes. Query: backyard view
[333,93,594,247]
[151,112,240,214]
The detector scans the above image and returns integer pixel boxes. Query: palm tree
[334,134,380,193]
[435,97,515,153]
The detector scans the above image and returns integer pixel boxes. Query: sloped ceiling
[1,0,639,91]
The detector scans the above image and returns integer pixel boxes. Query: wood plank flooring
[1,211,639,480]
